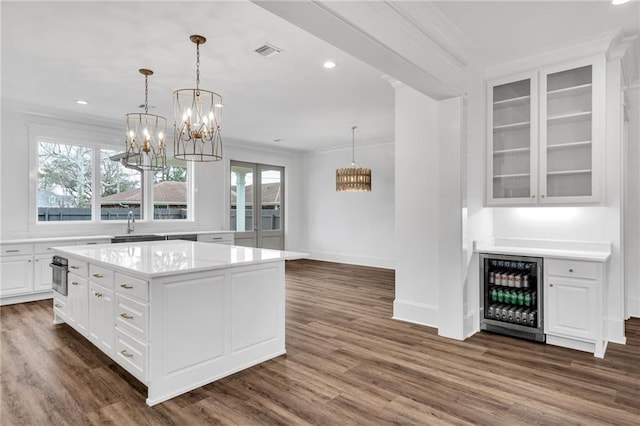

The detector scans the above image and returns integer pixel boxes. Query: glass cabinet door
[488,75,537,203]
[540,62,600,202]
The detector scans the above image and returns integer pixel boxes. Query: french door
[230,161,284,249]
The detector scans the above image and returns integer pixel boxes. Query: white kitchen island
[51,240,303,406]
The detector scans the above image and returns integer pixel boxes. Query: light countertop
[52,240,306,278]
[474,238,611,262]
[1,230,233,245]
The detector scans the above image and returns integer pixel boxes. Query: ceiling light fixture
[124,69,167,171]
[76,100,88,105]
[323,61,336,69]
[173,35,223,162]
[336,126,371,192]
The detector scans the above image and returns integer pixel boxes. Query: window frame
[29,123,193,227]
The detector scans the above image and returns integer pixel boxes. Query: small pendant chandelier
[336,126,371,192]
[124,69,167,170]
[173,35,223,162]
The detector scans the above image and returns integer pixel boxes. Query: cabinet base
[482,322,545,343]
[1,291,52,306]
[546,333,607,358]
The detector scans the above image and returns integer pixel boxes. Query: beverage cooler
[480,254,545,342]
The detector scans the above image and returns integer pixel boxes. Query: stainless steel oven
[50,255,68,296]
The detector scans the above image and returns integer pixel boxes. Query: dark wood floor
[1,259,639,425]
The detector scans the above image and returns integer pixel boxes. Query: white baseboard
[305,250,395,270]
[1,291,52,306]
[392,298,438,328]
[607,318,627,344]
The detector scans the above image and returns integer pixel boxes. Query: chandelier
[124,69,167,170]
[173,35,223,162]
[336,126,371,192]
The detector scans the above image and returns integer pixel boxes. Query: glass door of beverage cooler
[480,254,544,342]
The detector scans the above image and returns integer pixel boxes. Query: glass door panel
[260,167,282,231]
[490,78,533,202]
[231,163,255,233]
[543,65,593,199]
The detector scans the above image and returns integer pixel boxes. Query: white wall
[302,141,395,268]
[624,85,640,318]
[0,101,305,252]
[393,84,440,326]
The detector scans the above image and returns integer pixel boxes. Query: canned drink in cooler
[514,308,523,323]
[507,274,515,287]
[488,305,495,318]
[528,310,536,326]
[501,306,509,320]
[489,271,495,284]
[507,308,515,322]
[523,274,530,288]
[514,275,522,288]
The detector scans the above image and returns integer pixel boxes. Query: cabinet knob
[94,292,103,298]
[71,281,79,286]
[531,195,535,198]
[541,195,545,198]
[549,283,554,287]
[569,268,574,273]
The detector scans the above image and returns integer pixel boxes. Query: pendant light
[336,126,371,192]
[124,69,167,170]
[173,35,224,162]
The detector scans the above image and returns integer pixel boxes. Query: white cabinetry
[197,232,234,245]
[0,245,33,297]
[89,282,115,356]
[544,258,606,357]
[114,272,149,383]
[0,237,111,305]
[88,264,114,356]
[487,56,604,205]
[67,273,88,336]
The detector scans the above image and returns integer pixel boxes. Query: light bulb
[158,131,164,140]
[128,130,135,138]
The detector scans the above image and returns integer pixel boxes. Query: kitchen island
[51,240,303,406]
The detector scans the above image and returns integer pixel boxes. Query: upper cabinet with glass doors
[486,56,604,206]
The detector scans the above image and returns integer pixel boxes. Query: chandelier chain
[195,41,200,93]
[144,73,149,115]
[351,125,356,165]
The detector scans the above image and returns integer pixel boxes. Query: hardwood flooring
[1,259,639,425]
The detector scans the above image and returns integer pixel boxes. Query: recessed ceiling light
[323,61,336,69]
[612,0,629,4]
[75,100,88,105]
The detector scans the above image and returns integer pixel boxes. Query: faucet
[127,210,135,234]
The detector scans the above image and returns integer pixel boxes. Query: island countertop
[52,240,306,278]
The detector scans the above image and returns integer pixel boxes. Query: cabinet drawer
[546,259,599,280]
[115,329,147,383]
[53,294,67,314]
[34,242,64,254]
[115,294,148,341]
[68,274,88,288]
[197,233,234,244]
[68,259,88,276]
[115,273,148,301]
[0,243,33,256]
[89,265,114,288]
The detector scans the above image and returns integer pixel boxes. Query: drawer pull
[93,273,104,278]
[94,292,103,298]
[5,249,20,253]
[568,268,574,273]
[549,283,554,287]
[71,281,79,286]
[54,303,62,308]
[70,266,80,270]
[212,237,223,240]
[120,284,134,289]
[120,313,133,320]
[120,350,134,358]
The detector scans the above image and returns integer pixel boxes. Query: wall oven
[50,255,68,296]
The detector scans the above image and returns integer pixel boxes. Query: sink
[111,234,166,244]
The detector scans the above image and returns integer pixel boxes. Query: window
[34,134,192,224]
[100,149,142,220]
[37,141,92,221]
[152,158,188,220]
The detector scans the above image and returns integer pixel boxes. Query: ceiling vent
[255,43,283,58]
